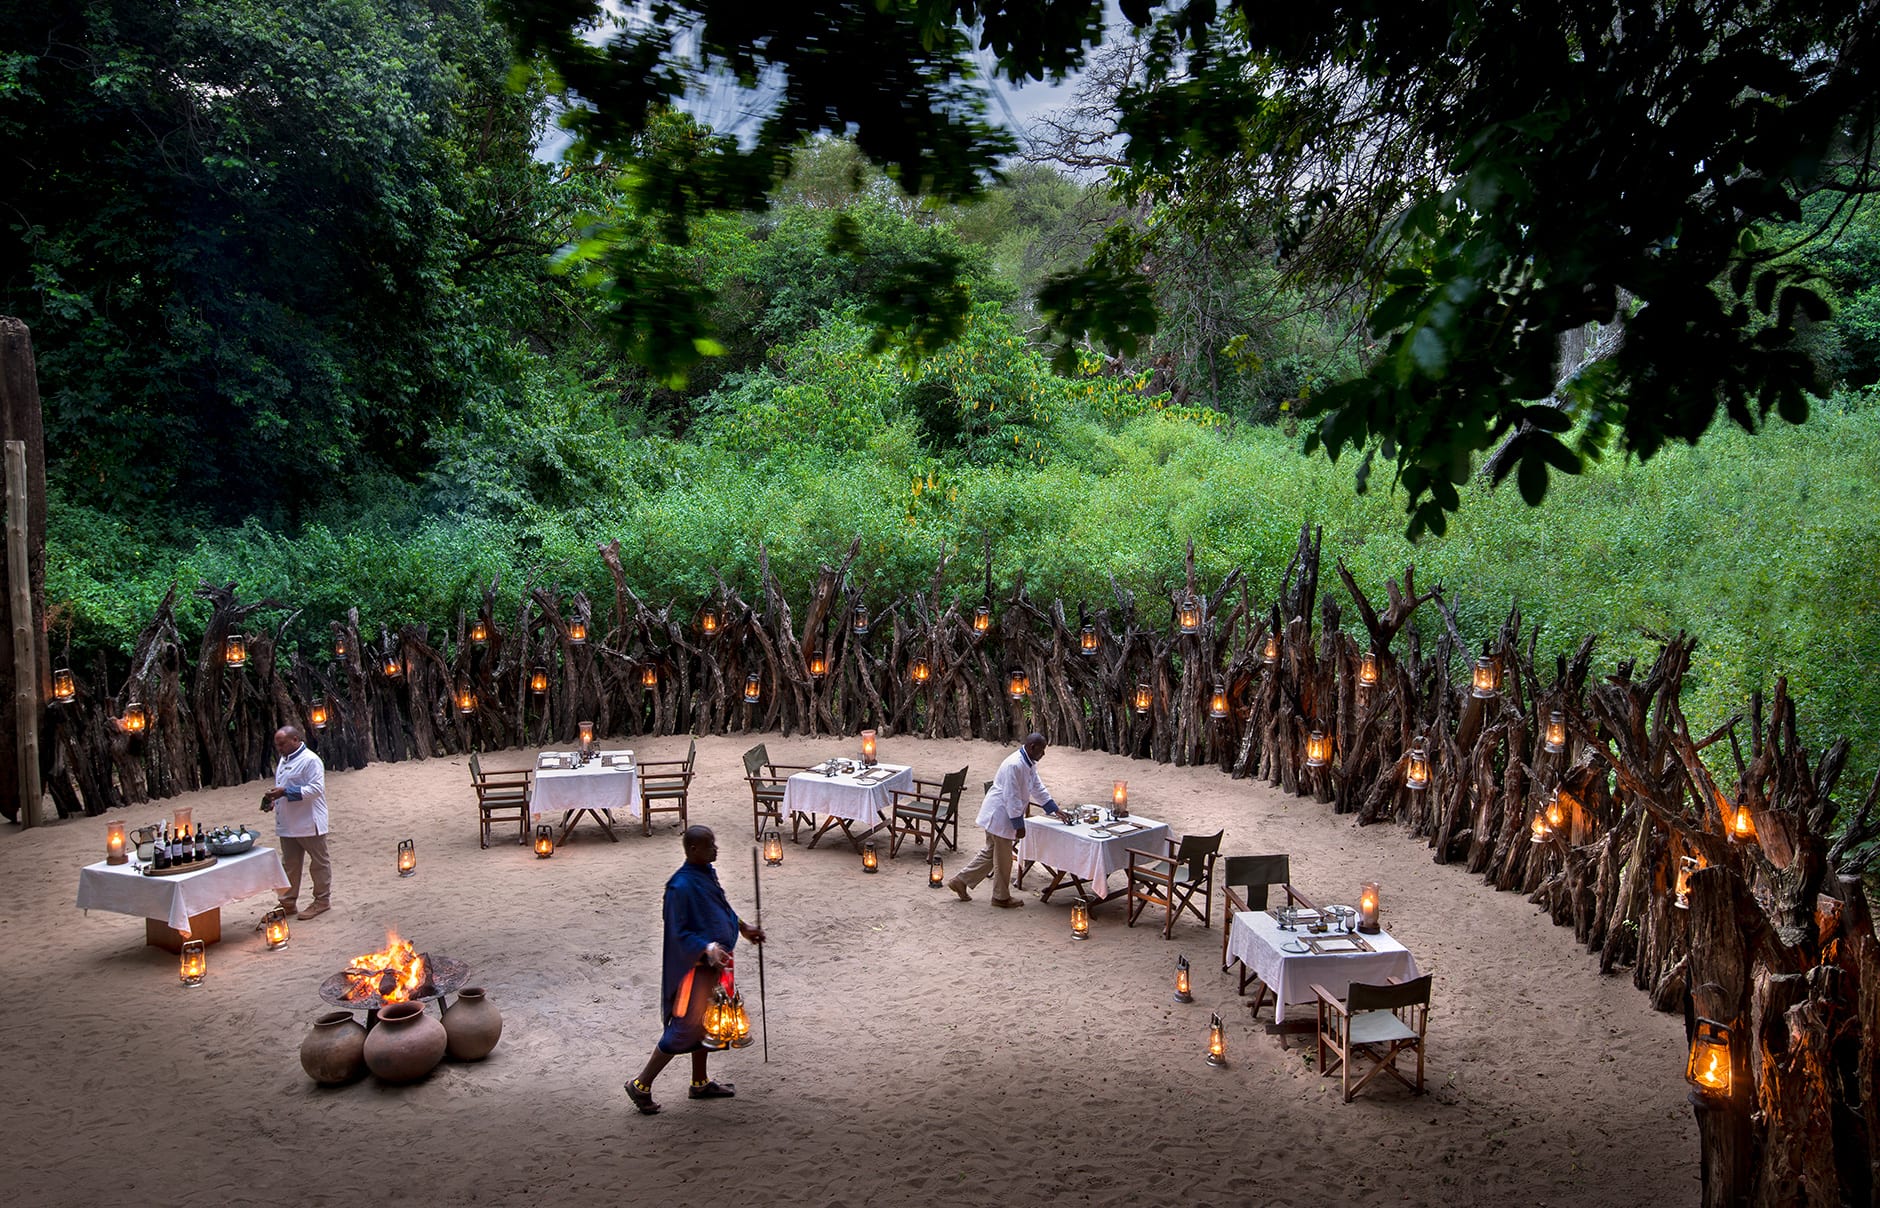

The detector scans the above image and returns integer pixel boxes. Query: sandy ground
[2,734,1696,1207]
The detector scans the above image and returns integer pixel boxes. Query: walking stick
[752,845,769,1063]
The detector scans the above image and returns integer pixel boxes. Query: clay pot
[363,1001,447,1083]
[299,1011,367,1085]
[443,987,503,1061]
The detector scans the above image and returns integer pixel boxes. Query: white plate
[1280,940,1309,954]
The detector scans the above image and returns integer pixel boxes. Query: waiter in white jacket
[261,724,332,920]
[948,732,1059,908]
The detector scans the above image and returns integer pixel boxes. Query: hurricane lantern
[308,702,329,731]
[1209,682,1230,720]
[1070,898,1090,940]
[703,985,732,1048]
[1674,856,1700,909]
[567,618,588,645]
[535,824,555,859]
[640,665,658,689]
[1133,683,1153,714]
[808,651,828,680]
[173,806,192,835]
[52,668,76,704]
[1174,955,1194,1003]
[861,730,877,764]
[1305,730,1331,769]
[1178,597,1201,634]
[122,702,147,734]
[1358,882,1381,934]
[1544,710,1567,754]
[1732,805,1756,844]
[470,619,489,645]
[728,990,754,1049]
[1008,668,1030,700]
[928,855,945,888]
[699,608,720,638]
[106,820,128,865]
[1529,812,1551,844]
[530,667,549,695]
[763,830,784,866]
[1262,634,1280,666]
[1079,625,1100,656]
[1545,789,1566,832]
[1685,1020,1733,1099]
[1206,1013,1228,1067]
[456,685,477,715]
[861,842,879,874]
[1113,781,1128,814]
[743,673,762,704]
[852,606,870,637]
[1358,650,1380,688]
[263,906,291,949]
[382,653,403,679]
[1405,740,1431,791]
[911,657,932,685]
[179,939,207,987]
[1471,655,1502,699]
[224,635,247,669]
[397,837,417,876]
[334,636,348,658]
[972,604,991,636]
[577,720,596,752]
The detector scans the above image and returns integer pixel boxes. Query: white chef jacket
[272,743,328,838]
[975,746,1057,840]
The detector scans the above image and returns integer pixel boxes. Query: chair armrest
[477,768,534,785]
[767,763,814,775]
[635,757,689,773]
[1224,887,1249,915]
[890,787,945,808]
[1309,983,1350,1016]
[1125,846,1178,868]
[1282,884,1317,911]
[747,773,791,790]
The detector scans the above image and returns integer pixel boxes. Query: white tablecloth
[533,751,640,821]
[1017,814,1172,894]
[1226,909,1419,1023]
[76,846,290,933]
[783,763,914,826]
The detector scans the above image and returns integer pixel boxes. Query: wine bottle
[153,834,169,870]
[195,823,207,861]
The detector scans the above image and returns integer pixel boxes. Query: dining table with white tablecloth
[784,762,913,849]
[76,846,290,941]
[1016,813,1171,902]
[533,751,639,841]
[1225,907,1419,1024]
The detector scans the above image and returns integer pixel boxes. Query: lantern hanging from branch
[808,651,828,680]
[1545,788,1566,831]
[1358,882,1381,933]
[861,730,878,764]
[530,666,549,695]
[1544,710,1567,754]
[1405,739,1431,790]
[1079,625,1099,656]
[640,665,658,689]
[1685,1020,1733,1099]
[1209,682,1230,720]
[1674,856,1699,909]
[1358,650,1380,688]
[763,830,784,866]
[910,657,932,685]
[852,606,870,637]
[262,906,291,949]
[1262,634,1280,666]
[1205,1013,1228,1067]
[535,825,555,859]
[1112,781,1128,815]
[334,635,348,658]
[179,939,207,987]
[1529,812,1552,844]
[699,607,720,638]
[52,668,76,704]
[1008,668,1030,700]
[567,618,588,645]
[470,619,489,645]
[928,855,945,888]
[861,842,879,873]
[1069,897,1090,940]
[382,653,403,680]
[743,674,762,704]
[1731,805,1755,843]
[456,685,477,715]
[1178,596,1201,634]
[224,635,247,669]
[106,820,128,865]
[1174,955,1193,1003]
[397,838,417,876]
[122,702,147,734]
[1304,730,1331,769]
[972,604,991,636]
[1471,655,1502,699]
[308,702,329,731]
[1133,683,1153,714]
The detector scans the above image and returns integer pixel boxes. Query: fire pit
[318,932,469,1019]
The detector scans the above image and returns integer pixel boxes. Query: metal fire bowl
[318,955,470,1012]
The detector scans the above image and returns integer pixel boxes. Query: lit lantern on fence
[1209,682,1230,720]
[578,720,596,752]
[106,820,128,865]
[1205,1012,1228,1067]
[179,939,207,987]
[530,667,548,695]
[1674,856,1699,909]
[1133,683,1153,714]
[535,825,555,858]
[640,665,658,689]
[397,838,417,876]
[699,608,720,638]
[928,855,945,888]
[1358,882,1381,933]
[1113,781,1128,813]
[1544,710,1567,754]
[470,619,489,645]
[1732,805,1755,843]
[1685,1020,1733,1099]
[744,674,762,704]
[1358,650,1379,688]
[763,830,784,866]
[1080,625,1100,656]
[1174,954,1193,1003]
[334,635,348,658]
[1178,596,1201,634]
[1262,633,1280,666]
[122,702,147,734]
[1529,811,1551,844]
[1305,730,1332,769]
[861,730,878,764]
[224,635,247,669]
[567,618,588,645]
[383,653,403,679]
[911,657,932,685]
[456,685,478,715]
[262,906,291,949]
[852,606,870,637]
[861,842,879,873]
[1471,655,1502,699]
[1070,898,1090,940]
[1008,668,1030,700]
[1405,739,1431,790]
[308,701,329,731]
[972,604,991,636]
[1545,788,1566,831]
[52,668,76,703]
[808,651,828,680]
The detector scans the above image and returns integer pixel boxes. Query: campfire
[341,932,431,1005]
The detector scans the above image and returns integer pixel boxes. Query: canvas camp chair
[1125,829,1223,939]
[1220,854,1316,1013]
[636,737,695,836]
[470,750,531,848]
[1312,975,1432,1102]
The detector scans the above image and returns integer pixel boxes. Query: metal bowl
[209,832,259,856]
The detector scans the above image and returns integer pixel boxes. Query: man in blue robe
[626,825,764,1114]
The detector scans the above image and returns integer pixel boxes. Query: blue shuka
[658,861,741,1051]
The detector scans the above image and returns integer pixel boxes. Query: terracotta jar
[443,987,503,1061]
[299,1011,367,1085]
[363,1001,447,1082]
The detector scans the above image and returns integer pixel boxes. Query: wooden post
[0,317,50,824]
[6,439,41,824]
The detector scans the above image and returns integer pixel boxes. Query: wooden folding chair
[1312,975,1432,1102]
[637,737,695,836]
[1220,854,1316,1015]
[470,750,531,849]
[744,743,815,841]
[887,767,966,858]
[1125,829,1223,939]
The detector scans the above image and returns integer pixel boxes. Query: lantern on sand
[928,855,944,888]
[1174,955,1193,1003]
[1471,655,1502,699]
[567,619,588,645]
[1685,1020,1733,1099]
[122,702,148,734]
[1405,739,1431,791]
[1070,898,1090,939]
[535,825,555,858]
[972,604,991,636]
[179,940,207,987]
[224,635,247,669]
[1133,683,1153,714]
[861,730,877,764]
[763,830,784,866]
[308,702,329,731]
[106,820,128,865]
[530,667,548,695]
[1080,625,1100,655]
[263,906,291,949]
[861,842,879,873]
[911,657,932,685]
[1544,710,1567,754]
[1008,669,1030,700]
[470,619,489,645]
[397,838,417,876]
[1358,882,1381,933]
[52,668,76,703]
[1206,1013,1228,1067]
[1178,596,1201,634]
[743,674,762,704]
[1305,730,1331,769]
[1209,682,1229,720]
[1358,650,1379,688]
[1674,856,1699,909]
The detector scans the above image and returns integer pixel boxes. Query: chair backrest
[938,767,968,815]
[1347,975,1432,1015]
[469,750,486,782]
[683,737,698,772]
[742,744,769,779]
[1174,830,1224,881]
[1222,854,1291,911]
